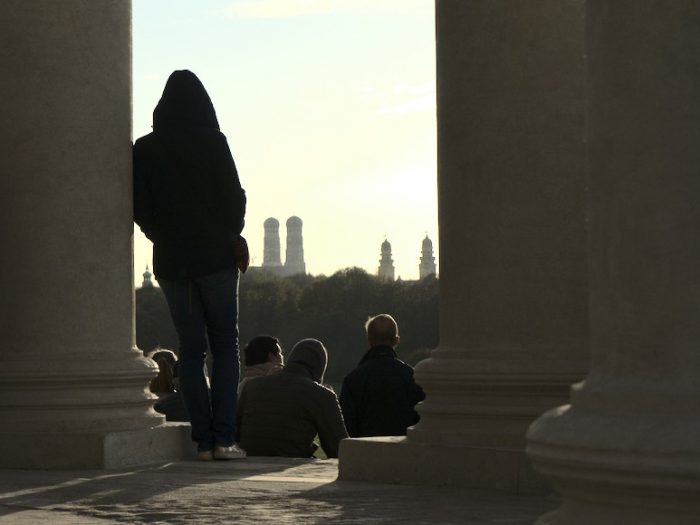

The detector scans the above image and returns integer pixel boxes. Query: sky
[133,0,438,282]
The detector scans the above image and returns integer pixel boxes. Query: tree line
[136,268,439,386]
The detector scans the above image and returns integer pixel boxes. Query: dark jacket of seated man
[339,314,426,438]
[236,338,348,458]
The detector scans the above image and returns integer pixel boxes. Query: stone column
[339,0,588,492]
[527,2,700,523]
[0,1,187,469]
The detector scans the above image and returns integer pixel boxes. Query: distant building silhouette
[378,239,395,282]
[284,216,306,276]
[262,217,282,270]
[419,235,436,279]
[142,265,154,288]
[257,216,307,276]
[256,223,433,280]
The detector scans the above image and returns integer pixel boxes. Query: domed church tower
[419,235,437,279]
[284,216,306,276]
[377,238,395,282]
[141,265,154,288]
[262,217,282,269]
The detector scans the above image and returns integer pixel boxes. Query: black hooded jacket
[133,70,246,280]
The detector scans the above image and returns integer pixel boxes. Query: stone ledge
[0,422,195,469]
[338,436,548,495]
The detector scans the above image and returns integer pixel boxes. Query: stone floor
[0,458,558,524]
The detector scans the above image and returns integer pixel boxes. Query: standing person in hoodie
[133,70,246,460]
[236,338,348,458]
[339,314,426,437]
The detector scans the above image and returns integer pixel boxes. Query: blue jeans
[158,267,240,451]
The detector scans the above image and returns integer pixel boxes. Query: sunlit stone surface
[0,0,184,468]
[527,2,700,523]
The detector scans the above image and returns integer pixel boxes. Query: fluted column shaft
[0,1,164,467]
[409,0,588,451]
[528,2,700,523]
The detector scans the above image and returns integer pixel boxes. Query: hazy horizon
[133,0,438,282]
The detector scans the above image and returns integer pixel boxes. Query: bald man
[339,314,426,437]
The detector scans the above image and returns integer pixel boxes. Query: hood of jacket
[153,70,219,131]
[284,338,327,383]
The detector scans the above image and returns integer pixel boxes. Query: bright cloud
[221,0,425,19]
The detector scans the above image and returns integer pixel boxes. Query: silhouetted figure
[237,338,348,458]
[133,70,247,461]
[238,335,284,396]
[340,314,426,437]
[148,349,188,422]
[148,349,177,394]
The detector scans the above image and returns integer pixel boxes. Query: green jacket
[236,367,348,458]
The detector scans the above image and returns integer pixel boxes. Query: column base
[0,422,196,469]
[527,403,700,524]
[534,498,700,525]
[338,436,549,494]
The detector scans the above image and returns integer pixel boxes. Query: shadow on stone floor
[0,458,558,524]
[298,480,558,525]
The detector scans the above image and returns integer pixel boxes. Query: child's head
[243,335,283,367]
[365,314,400,348]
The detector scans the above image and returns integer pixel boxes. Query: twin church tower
[261,216,306,277]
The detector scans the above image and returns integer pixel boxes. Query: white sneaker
[214,444,247,460]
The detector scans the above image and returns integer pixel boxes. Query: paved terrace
[0,458,557,524]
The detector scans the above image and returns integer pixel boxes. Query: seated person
[238,335,284,396]
[149,349,177,394]
[147,349,188,422]
[339,314,426,437]
[236,338,348,458]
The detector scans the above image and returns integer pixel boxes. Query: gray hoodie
[236,338,348,458]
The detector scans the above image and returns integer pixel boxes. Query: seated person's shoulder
[366,356,417,383]
[361,355,412,372]
[306,381,340,403]
[344,365,363,380]
[241,370,282,394]
[300,376,333,393]
[395,357,415,371]
[319,382,338,396]
[396,360,419,381]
